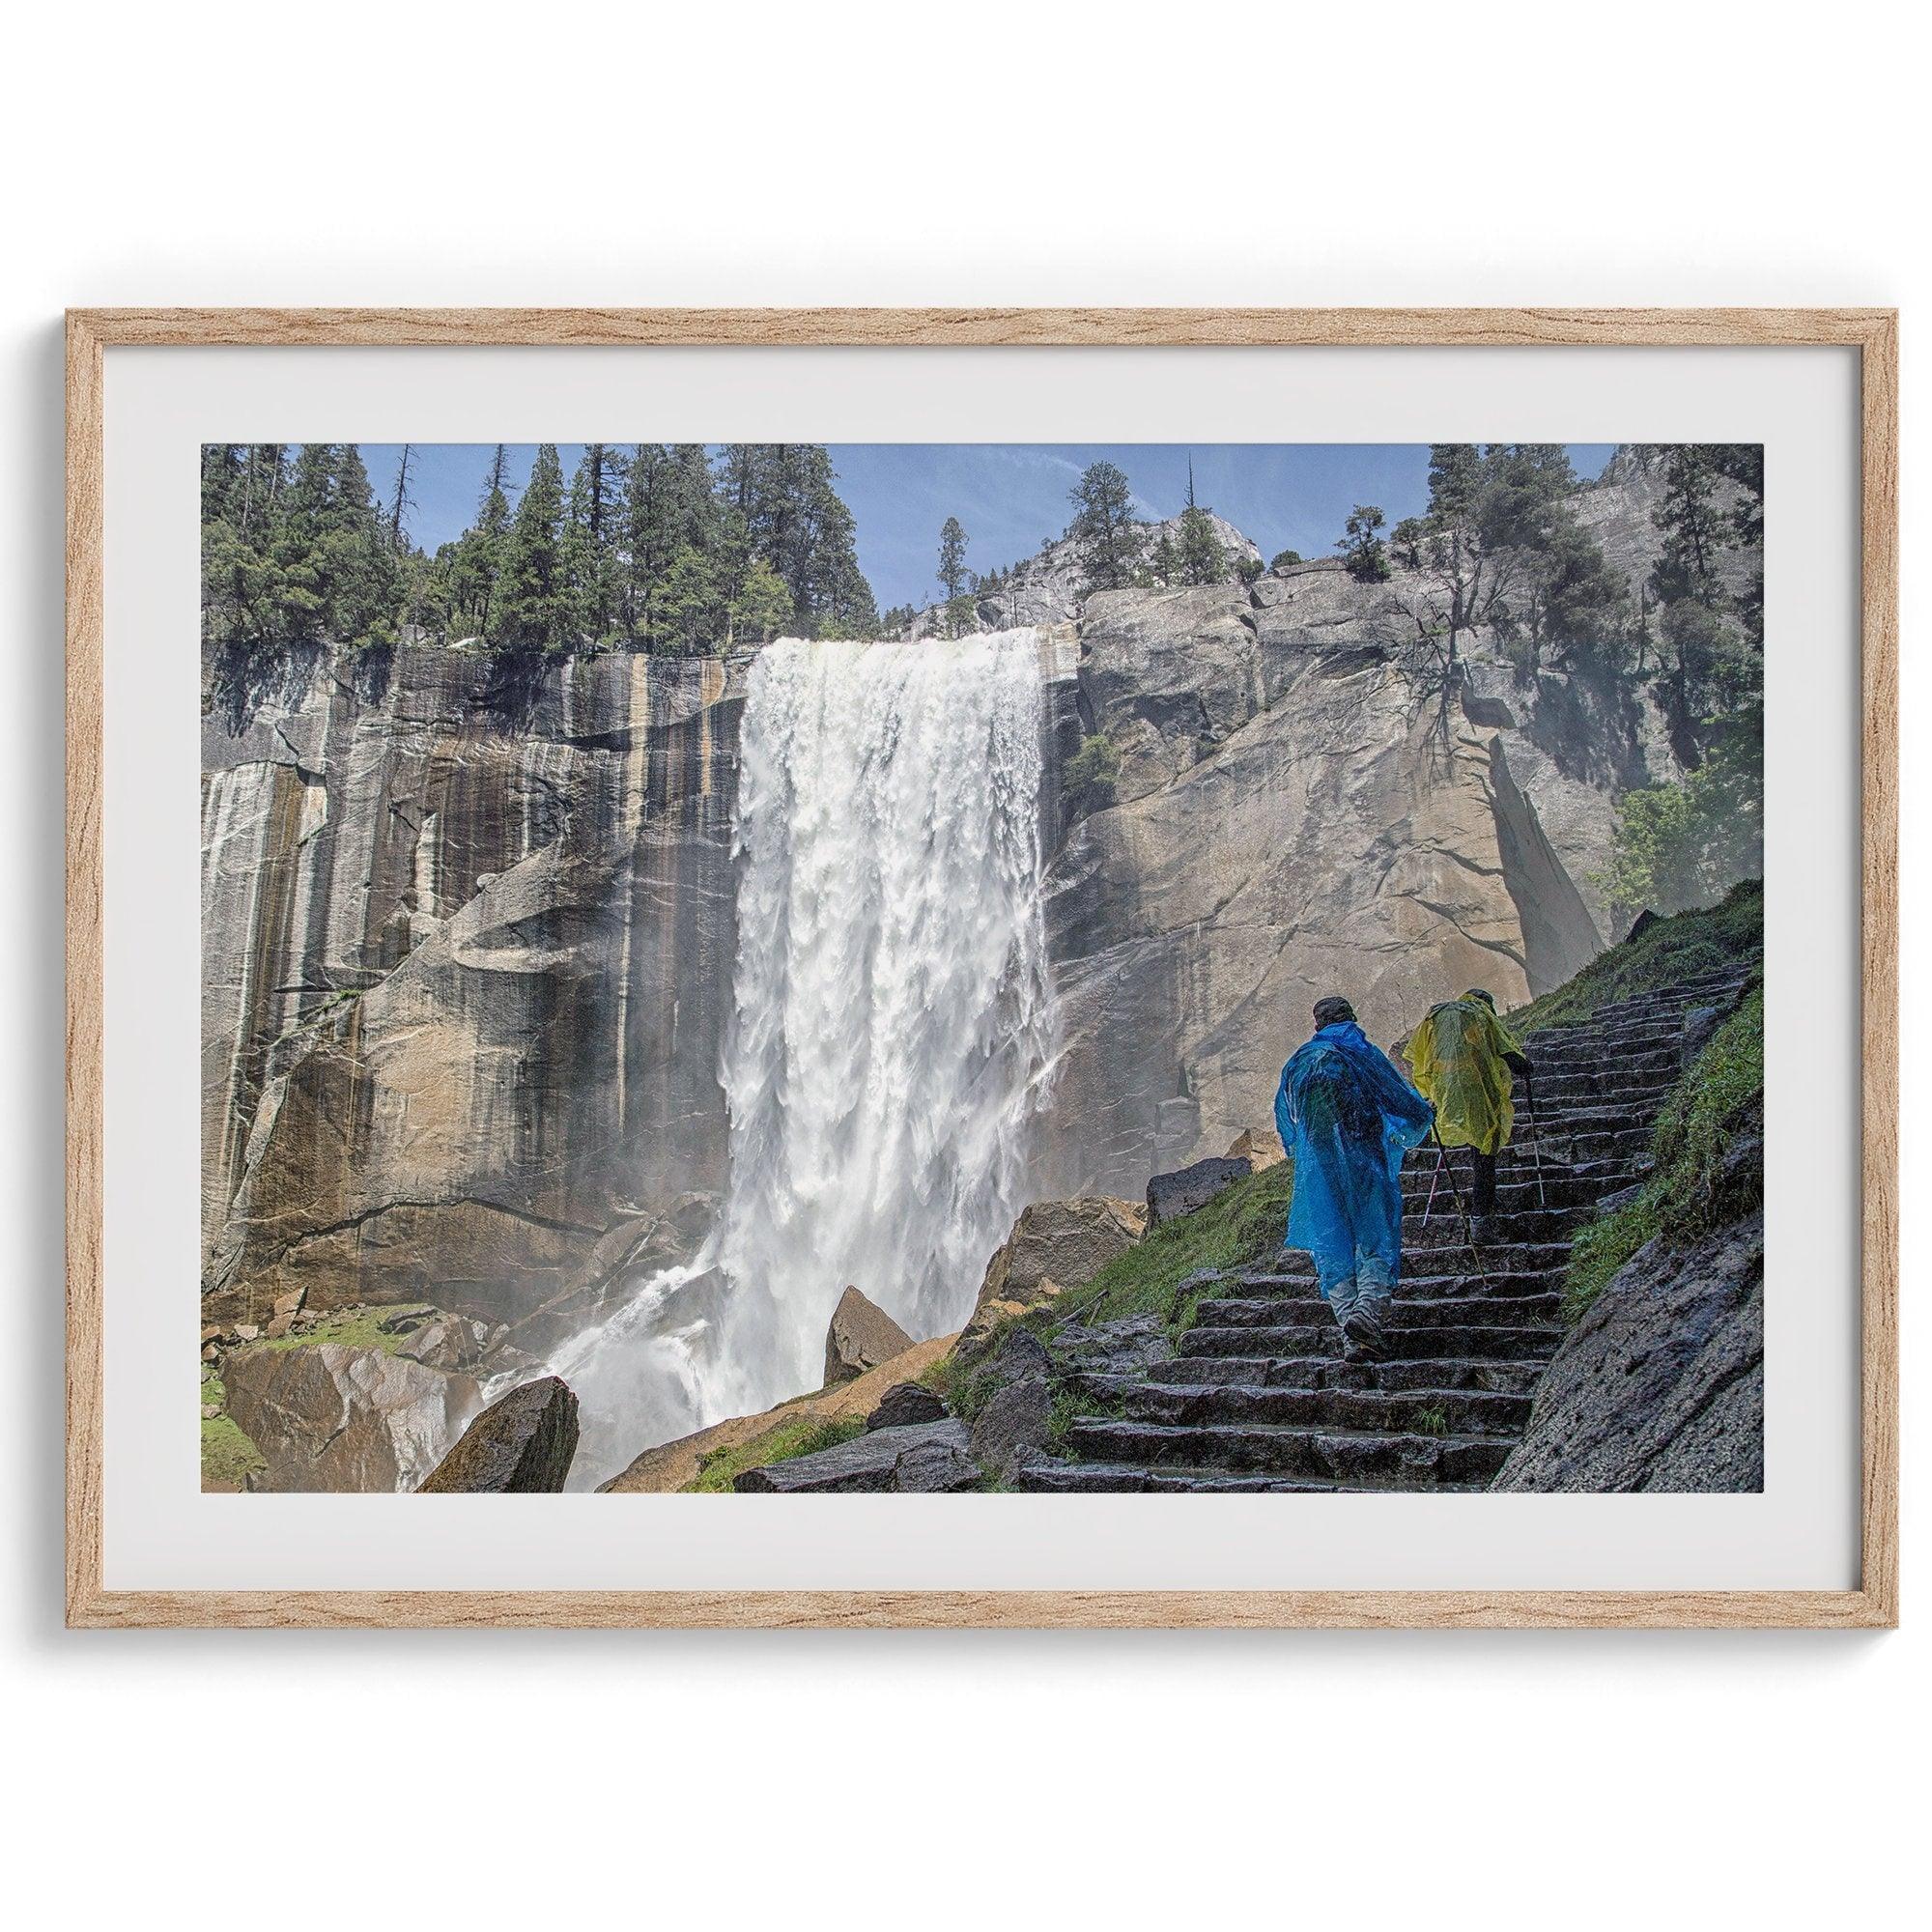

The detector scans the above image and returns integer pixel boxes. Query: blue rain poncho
[1275,1022,1435,1296]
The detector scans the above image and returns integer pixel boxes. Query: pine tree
[321,444,402,649]
[730,558,793,644]
[1338,504,1390,582]
[387,444,416,552]
[1066,461,1140,593]
[937,516,969,602]
[1650,446,1728,608]
[566,443,627,646]
[496,443,573,654]
[1178,504,1227,584]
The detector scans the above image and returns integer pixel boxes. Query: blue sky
[361,442,1619,613]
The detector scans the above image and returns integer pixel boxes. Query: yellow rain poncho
[1405,992,1524,1155]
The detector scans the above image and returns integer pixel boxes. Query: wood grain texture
[63,307,1899,1631]
[66,312,105,1631]
[67,305,1896,349]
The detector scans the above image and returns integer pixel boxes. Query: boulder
[1146,1154,1251,1228]
[733,1419,974,1493]
[223,1340,482,1492]
[824,1286,916,1387]
[1224,1127,1286,1174]
[891,1437,983,1492]
[970,1374,1052,1487]
[418,1376,580,1492]
[866,1381,947,1432]
[976,1197,1145,1312]
[1492,1211,1764,1492]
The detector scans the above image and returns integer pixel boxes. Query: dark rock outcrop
[419,1376,580,1492]
[1146,1155,1250,1228]
[733,1419,975,1492]
[970,1375,1052,1486]
[866,1381,947,1431]
[1492,1212,1764,1492]
[823,1287,916,1387]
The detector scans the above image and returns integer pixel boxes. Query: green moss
[1510,878,1762,1035]
[685,1413,868,1493]
[1065,734,1122,806]
[1060,1160,1295,1334]
[1563,986,1763,1321]
[199,1371,267,1491]
[253,1310,406,1354]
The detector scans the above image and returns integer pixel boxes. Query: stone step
[1014,1460,1491,1495]
[1194,1291,1562,1327]
[1063,1418,1517,1487]
[1247,1239,1573,1282]
[1179,1321,1563,1363]
[1528,1043,1681,1077]
[1099,1378,1533,1436]
[1236,1270,1564,1302]
[1399,1172,1630,1213]
[1401,1205,1600,1249]
[1518,1071,1677,1106]
[1155,1354,1548,1396]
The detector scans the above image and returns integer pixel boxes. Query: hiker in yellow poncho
[1405,988,1533,1241]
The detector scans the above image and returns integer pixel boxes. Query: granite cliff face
[203,648,744,1327]
[202,472,1692,1374]
[1031,555,1678,1198]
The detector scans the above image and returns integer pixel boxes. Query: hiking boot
[1342,1299,1390,1363]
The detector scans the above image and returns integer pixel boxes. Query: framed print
[66,307,1897,1628]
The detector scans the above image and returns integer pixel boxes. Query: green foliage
[496,443,574,654]
[1412,1406,1451,1437]
[1061,1161,1295,1333]
[251,1309,408,1355]
[1268,549,1304,570]
[937,516,970,602]
[1066,461,1142,593]
[204,440,880,670]
[1065,733,1121,809]
[1236,554,1264,584]
[1338,504,1390,582]
[1403,444,1624,674]
[1564,987,1763,1321]
[1509,877,1762,1035]
[944,590,980,639]
[1176,504,1227,584]
[730,557,794,644]
[686,1413,868,1492]
[199,1371,267,1491]
[565,443,628,645]
[1596,726,1763,923]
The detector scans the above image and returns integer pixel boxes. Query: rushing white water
[554,630,1057,1487]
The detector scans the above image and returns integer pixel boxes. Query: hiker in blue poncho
[1275,995,1435,1360]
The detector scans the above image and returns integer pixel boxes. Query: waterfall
[551,630,1057,1488]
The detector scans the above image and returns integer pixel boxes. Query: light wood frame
[65,307,1899,1630]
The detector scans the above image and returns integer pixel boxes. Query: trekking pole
[1521,1068,1549,1210]
[1427,1126,1490,1289]
[1422,1143,1447,1223]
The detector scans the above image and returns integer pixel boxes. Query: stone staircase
[1018,967,1754,1493]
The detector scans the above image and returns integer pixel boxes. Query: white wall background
[3,4,1920,1925]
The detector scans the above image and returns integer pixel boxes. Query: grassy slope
[1562,985,1764,1320]
[687,1413,867,1492]
[1510,878,1763,1034]
[1059,1162,1295,1334]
